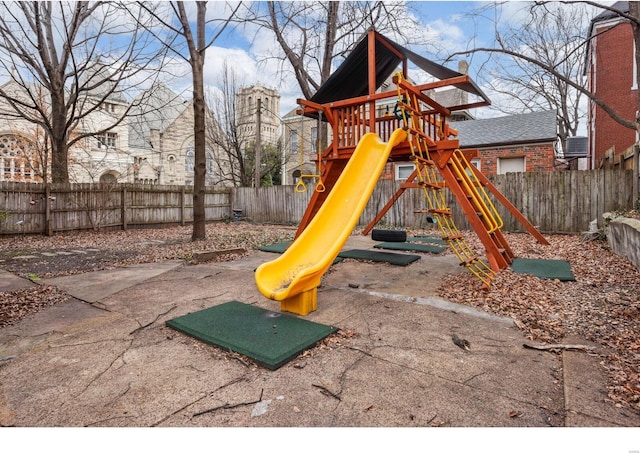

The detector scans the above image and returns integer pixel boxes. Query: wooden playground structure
[293,29,549,288]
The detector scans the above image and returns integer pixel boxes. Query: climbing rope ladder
[394,72,507,287]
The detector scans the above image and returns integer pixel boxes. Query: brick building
[383,110,557,181]
[455,110,557,175]
[585,1,638,168]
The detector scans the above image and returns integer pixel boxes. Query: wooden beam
[362,170,418,235]
[469,165,550,245]
[438,164,510,271]
[395,76,451,117]
[368,29,376,131]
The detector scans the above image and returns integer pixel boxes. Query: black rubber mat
[510,258,575,281]
[166,301,338,370]
[374,242,446,254]
[338,249,421,265]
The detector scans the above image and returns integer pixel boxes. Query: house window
[206,149,214,173]
[470,158,481,170]
[497,156,525,174]
[100,102,116,112]
[185,149,195,172]
[184,146,213,174]
[100,173,117,184]
[97,132,117,149]
[290,130,299,154]
[0,134,38,182]
[395,163,416,181]
[633,44,638,91]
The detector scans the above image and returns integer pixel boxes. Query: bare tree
[449,1,640,138]
[205,63,286,188]
[458,2,589,155]
[239,2,418,150]
[175,1,208,241]
[0,1,169,183]
[249,2,419,98]
[138,1,240,241]
[206,64,251,187]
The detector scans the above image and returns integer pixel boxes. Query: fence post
[121,186,128,231]
[44,183,53,236]
[181,186,185,226]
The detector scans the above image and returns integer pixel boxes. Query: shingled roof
[307,29,490,109]
[454,110,557,148]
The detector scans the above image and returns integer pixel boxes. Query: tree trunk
[49,80,69,183]
[192,65,207,240]
[186,1,207,241]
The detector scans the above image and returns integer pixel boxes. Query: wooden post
[121,186,128,231]
[367,29,376,131]
[180,186,186,226]
[44,183,53,236]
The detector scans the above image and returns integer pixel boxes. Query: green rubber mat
[258,241,292,253]
[510,258,575,281]
[374,242,446,254]
[409,236,448,245]
[166,301,338,370]
[338,249,421,265]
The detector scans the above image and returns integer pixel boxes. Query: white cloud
[205,46,258,88]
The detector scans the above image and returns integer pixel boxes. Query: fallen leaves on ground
[437,230,640,414]
[0,285,70,327]
[1,222,639,413]
[0,222,297,279]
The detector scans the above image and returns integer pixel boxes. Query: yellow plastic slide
[255,128,407,315]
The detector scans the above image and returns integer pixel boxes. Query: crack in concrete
[75,338,133,397]
[345,343,562,418]
[151,375,250,426]
[129,305,177,335]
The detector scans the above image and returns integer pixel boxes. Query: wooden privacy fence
[0,182,231,235]
[235,169,637,234]
[0,169,637,236]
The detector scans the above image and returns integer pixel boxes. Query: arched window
[185,145,214,175]
[99,172,117,184]
[206,148,214,173]
[167,154,176,175]
[185,148,195,172]
[0,134,39,182]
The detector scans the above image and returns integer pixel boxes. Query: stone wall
[606,215,640,271]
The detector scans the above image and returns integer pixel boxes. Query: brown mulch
[0,221,639,413]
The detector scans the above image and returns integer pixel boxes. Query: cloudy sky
[186,0,607,125]
[0,0,612,129]
[199,1,502,117]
